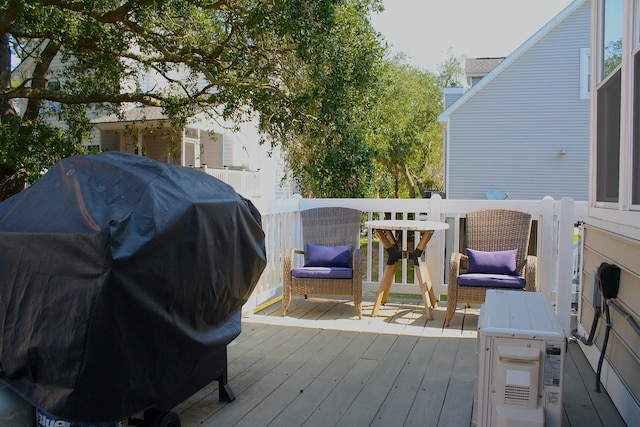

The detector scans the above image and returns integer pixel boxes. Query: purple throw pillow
[466,248,517,275]
[304,244,353,268]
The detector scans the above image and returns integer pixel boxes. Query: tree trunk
[0,34,17,119]
[403,162,416,198]
[0,34,22,200]
[22,39,60,123]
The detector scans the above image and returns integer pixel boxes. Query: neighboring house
[438,0,591,201]
[11,50,289,200]
[91,105,288,199]
[577,1,640,425]
[464,57,505,87]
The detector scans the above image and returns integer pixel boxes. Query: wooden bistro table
[366,219,449,319]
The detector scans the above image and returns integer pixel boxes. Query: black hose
[608,300,640,335]
[572,304,601,345]
[593,300,640,393]
[595,302,612,393]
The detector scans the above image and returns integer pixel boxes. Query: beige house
[576,0,640,425]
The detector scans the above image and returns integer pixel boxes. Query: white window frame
[580,48,591,99]
[590,0,640,232]
[633,0,640,209]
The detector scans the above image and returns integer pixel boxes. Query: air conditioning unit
[475,290,566,427]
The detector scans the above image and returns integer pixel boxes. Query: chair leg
[355,301,362,319]
[282,290,291,316]
[445,298,457,327]
[353,290,362,319]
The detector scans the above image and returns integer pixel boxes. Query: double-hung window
[633,1,640,205]
[594,0,640,223]
[595,0,623,205]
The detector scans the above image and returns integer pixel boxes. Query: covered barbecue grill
[0,152,266,425]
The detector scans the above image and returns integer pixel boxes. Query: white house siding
[100,130,120,152]
[200,131,224,168]
[444,1,590,201]
[143,129,171,163]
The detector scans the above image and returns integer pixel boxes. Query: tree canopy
[0,0,385,199]
[366,56,453,198]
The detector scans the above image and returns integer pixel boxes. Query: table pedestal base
[370,229,438,319]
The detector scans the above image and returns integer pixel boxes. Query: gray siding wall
[447,1,590,201]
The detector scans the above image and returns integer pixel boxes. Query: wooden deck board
[175,295,626,427]
[270,331,377,426]
[302,333,398,426]
[338,335,419,426]
[437,338,476,427]
[233,328,342,426]
[564,341,627,427]
[405,338,461,427]
[370,336,439,426]
[202,328,322,425]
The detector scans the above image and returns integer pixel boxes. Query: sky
[369,0,576,73]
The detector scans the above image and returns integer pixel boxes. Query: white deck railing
[249,196,587,336]
[201,166,261,198]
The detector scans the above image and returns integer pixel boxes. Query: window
[580,48,591,99]
[634,51,640,205]
[595,0,623,204]
[597,69,621,203]
[594,0,640,218]
[635,0,640,49]
[602,0,624,80]
[633,0,640,207]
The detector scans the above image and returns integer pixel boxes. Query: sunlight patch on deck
[245,295,479,339]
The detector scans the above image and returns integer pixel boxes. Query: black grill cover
[0,152,266,423]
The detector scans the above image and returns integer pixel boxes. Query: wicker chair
[445,209,537,327]
[283,207,363,318]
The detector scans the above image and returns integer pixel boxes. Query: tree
[603,38,622,78]
[368,56,446,198]
[436,52,465,89]
[259,0,384,198]
[0,0,384,199]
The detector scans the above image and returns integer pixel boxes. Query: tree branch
[22,39,61,122]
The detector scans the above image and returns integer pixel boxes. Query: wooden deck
[174,294,626,427]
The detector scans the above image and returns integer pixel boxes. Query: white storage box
[475,290,566,427]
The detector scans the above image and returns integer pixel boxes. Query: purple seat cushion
[458,273,526,289]
[292,267,353,279]
[304,244,353,268]
[466,248,517,275]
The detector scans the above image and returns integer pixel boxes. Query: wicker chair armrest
[449,253,469,274]
[285,247,304,262]
[284,247,303,276]
[448,252,468,295]
[524,254,538,292]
